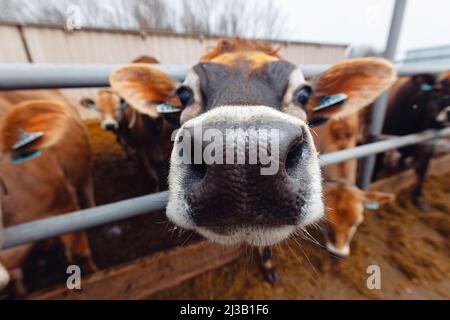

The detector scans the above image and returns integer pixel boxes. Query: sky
[276,0,450,60]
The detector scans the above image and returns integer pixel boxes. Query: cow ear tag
[313,93,348,112]
[308,117,329,128]
[11,150,42,165]
[420,83,433,92]
[157,103,181,114]
[12,130,44,150]
[364,201,380,210]
[157,103,181,129]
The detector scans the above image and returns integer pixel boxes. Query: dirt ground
[152,172,450,300]
[17,120,450,299]
[21,121,197,293]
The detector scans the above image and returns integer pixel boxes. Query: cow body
[109,39,395,249]
[375,72,450,211]
[121,106,174,191]
[0,100,96,294]
[81,56,174,191]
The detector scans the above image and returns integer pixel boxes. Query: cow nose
[102,120,118,131]
[181,121,306,226]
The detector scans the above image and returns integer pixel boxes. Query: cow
[322,180,394,257]
[80,56,172,191]
[374,71,450,211]
[311,45,392,259]
[109,38,396,252]
[0,100,97,295]
[0,89,70,115]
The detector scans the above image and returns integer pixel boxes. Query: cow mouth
[193,224,298,246]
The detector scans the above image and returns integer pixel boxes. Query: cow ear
[80,98,96,109]
[109,63,181,118]
[362,191,395,210]
[307,58,396,121]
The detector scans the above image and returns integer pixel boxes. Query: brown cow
[80,56,173,191]
[108,39,395,284]
[0,100,96,294]
[374,72,450,211]
[109,38,395,246]
[323,180,394,257]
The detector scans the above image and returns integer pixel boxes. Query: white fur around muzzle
[166,105,324,246]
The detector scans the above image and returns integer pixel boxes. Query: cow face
[110,39,396,247]
[434,72,450,126]
[324,181,395,257]
[80,90,124,131]
[411,73,450,129]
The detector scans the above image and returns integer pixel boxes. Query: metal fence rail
[1,63,449,90]
[3,127,449,250]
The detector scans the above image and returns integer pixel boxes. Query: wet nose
[102,120,118,131]
[181,120,306,226]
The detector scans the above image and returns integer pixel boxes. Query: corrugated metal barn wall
[0,24,347,118]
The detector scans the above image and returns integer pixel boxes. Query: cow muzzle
[101,118,119,131]
[166,106,323,246]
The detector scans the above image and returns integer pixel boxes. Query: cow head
[410,72,450,128]
[323,180,395,257]
[434,71,450,126]
[110,39,396,247]
[80,90,126,131]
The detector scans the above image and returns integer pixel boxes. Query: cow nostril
[285,138,303,173]
[191,162,207,180]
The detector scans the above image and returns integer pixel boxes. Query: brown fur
[201,38,281,62]
[85,56,176,190]
[109,39,396,258]
[324,180,394,255]
[0,100,96,294]
[132,55,160,64]
[313,113,359,183]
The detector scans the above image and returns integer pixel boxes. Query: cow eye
[294,85,313,106]
[176,86,193,106]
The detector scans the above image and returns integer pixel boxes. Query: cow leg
[0,263,9,292]
[257,246,279,285]
[137,150,159,192]
[412,147,432,212]
[61,185,97,272]
[60,231,97,273]
[0,244,34,297]
[81,177,96,209]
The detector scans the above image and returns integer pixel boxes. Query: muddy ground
[152,173,450,300]
[18,120,450,299]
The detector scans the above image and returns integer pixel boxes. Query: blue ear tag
[308,117,329,128]
[11,150,42,165]
[157,103,181,129]
[364,201,380,210]
[313,93,348,112]
[157,103,181,114]
[12,130,44,150]
[420,83,433,92]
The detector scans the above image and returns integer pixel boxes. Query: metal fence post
[359,0,408,189]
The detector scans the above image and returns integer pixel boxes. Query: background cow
[80,55,174,191]
[0,100,96,295]
[323,180,395,257]
[374,71,450,211]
